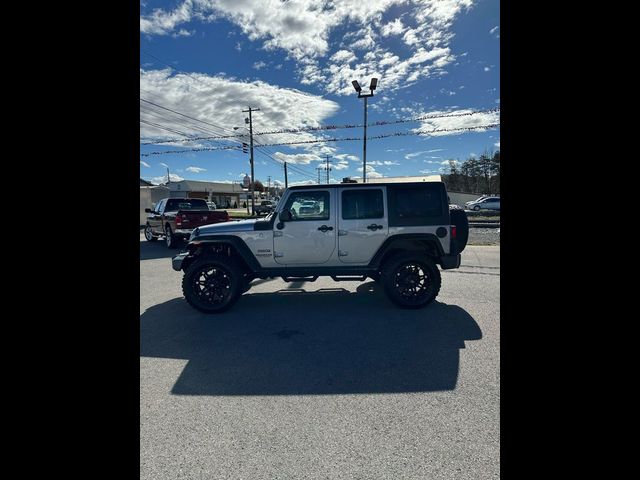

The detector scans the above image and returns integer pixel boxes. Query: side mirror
[145,208,153,213]
[279,210,292,222]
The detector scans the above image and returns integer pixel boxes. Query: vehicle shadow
[140,239,185,261]
[140,282,482,396]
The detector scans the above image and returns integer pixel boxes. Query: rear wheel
[381,254,441,308]
[144,224,157,242]
[182,255,243,313]
[165,225,179,249]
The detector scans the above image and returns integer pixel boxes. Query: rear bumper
[172,251,189,271]
[439,254,461,270]
[174,229,193,237]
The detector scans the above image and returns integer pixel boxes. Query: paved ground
[140,236,500,479]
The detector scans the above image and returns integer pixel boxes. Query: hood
[195,218,258,235]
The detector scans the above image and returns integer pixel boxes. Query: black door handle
[367,224,383,230]
[318,225,333,232]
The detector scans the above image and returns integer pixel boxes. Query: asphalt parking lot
[140,234,500,479]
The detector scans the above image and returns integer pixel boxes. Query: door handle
[367,224,383,230]
[318,225,334,232]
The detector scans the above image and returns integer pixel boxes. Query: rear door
[337,187,388,264]
[273,189,336,265]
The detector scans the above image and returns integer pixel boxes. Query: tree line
[441,150,500,195]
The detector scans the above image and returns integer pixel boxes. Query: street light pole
[363,96,367,183]
[351,78,377,183]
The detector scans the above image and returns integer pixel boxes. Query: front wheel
[182,256,243,313]
[144,224,157,242]
[381,254,441,308]
[473,205,481,211]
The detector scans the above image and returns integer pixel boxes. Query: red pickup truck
[143,198,230,248]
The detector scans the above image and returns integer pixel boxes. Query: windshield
[164,199,208,211]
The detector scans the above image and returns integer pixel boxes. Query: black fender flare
[368,233,445,270]
[184,235,262,272]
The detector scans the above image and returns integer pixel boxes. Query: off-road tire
[380,254,441,308]
[182,255,244,313]
[144,224,157,242]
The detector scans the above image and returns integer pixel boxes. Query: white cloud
[494,141,500,148]
[369,160,400,165]
[151,173,185,184]
[172,28,194,38]
[404,149,445,159]
[140,160,151,168]
[489,26,499,38]
[159,162,170,168]
[253,61,267,70]
[413,108,500,137]
[330,50,357,64]
[186,166,207,173]
[140,69,339,147]
[381,18,406,36]
[142,1,476,95]
[484,66,490,72]
[272,152,321,165]
[334,153,360,162]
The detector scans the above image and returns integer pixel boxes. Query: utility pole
[325,155,332,184]
[267,176,271,200]
[284,162,288,188]
[316,166,322,184]
[242,106,260,215]
[166,167,170,185]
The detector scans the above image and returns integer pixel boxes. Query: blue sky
[140,0,499,186]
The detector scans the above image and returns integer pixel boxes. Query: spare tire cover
[449,207,469,253]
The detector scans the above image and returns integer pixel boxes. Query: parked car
[207,201,217,210]
[255,200,277,216]
[172,181,469,313]
[144,198,230,248]
[465,196,500,211]
[298,200,320,215]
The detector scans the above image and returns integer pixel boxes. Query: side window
[388,185,447,226]
[342,189,384,219]
[156,200,165,213]
[283,191,330,221]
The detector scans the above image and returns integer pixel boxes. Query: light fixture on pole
[351,78,377,183]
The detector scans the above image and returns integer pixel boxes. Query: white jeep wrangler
[172,181,469,312]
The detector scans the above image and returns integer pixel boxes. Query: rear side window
[342,189,384,219]
[388,184,448,226]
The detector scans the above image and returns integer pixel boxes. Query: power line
[140,123,500,157]
[140,107,501,145]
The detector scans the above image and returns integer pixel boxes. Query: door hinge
[338,230,348,236]
[338,250,348,257]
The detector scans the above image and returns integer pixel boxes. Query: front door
[273,189,336,265]
[149,199,165,234]
[337,187,389,264]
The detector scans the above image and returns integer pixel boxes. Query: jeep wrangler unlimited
[172,182,469,312]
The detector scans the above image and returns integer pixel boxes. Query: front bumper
[174,229,194,236]
[172,251,189,271]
